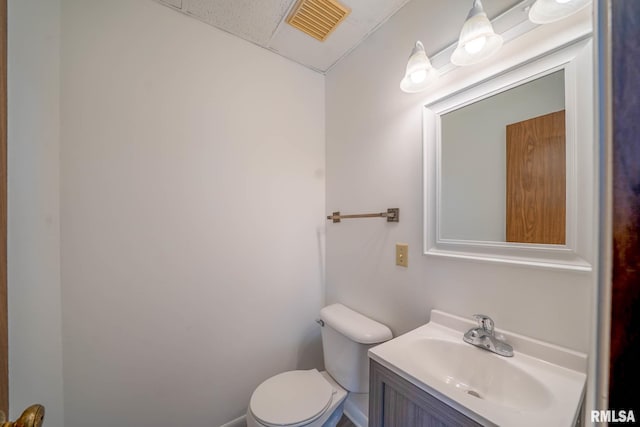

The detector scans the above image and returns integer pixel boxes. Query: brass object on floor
[0,404,44,427]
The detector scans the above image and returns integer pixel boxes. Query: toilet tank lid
[320,304,392,344]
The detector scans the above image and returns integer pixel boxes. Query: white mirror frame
[423,37,594,271]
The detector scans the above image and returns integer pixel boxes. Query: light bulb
[464,36,487,54]
[410,70,427,83]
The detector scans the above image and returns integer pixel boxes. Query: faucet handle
[472,314,494,334]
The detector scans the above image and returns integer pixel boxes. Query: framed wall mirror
[423,37,594,271]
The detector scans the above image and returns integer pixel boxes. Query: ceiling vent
[286,0,351,42]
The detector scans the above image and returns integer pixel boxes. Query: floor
[336,415,357,427]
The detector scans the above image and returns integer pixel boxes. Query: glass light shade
[400,41,439,93]
[450,0,503,66]
[528,0,591,24]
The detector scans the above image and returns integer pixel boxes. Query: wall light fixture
[400,41,439,93]
[528,0,591,24]
[399,0,592,93]
[451,0,503,66]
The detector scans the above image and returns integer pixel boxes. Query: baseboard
[219,414,246,427]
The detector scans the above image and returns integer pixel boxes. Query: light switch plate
[396,243,408,267]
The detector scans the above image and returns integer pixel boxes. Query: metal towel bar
[326,208,399,223]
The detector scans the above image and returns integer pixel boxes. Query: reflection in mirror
[440,70,565,244]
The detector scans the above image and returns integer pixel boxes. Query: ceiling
[154,0,523,74]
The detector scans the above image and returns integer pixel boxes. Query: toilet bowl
[246,370,347,427]
[246,304,392,427]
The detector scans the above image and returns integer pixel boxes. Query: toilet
[246,303,392,427]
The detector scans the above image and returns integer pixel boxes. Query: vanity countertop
[368,310,587,427]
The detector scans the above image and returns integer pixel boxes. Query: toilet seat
[249,369,335,427]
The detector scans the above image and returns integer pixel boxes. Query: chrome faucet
[463,314,514,357]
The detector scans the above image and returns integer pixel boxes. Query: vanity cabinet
[369,360,482,427]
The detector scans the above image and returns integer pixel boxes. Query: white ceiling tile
[182,0,294,45]
[342,0,411,27]
[269,18,365,72]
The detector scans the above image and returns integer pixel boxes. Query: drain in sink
[466,390,482,399]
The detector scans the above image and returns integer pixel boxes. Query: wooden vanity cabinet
[369,359,483,427]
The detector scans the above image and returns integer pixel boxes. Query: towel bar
[326,208,399,223]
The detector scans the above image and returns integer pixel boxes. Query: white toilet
[246,303,392,427]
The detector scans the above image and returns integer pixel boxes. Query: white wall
[7,1,65,426]
[441,70,565,241]
[60,1,325,426]
[326,0,594,356]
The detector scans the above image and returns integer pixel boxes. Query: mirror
[440,70,565,244]
[423,37,594,271]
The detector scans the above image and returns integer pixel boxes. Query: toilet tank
[320,304,392,393]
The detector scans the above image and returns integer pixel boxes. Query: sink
[369,310,587,427]
[407,338,551,410]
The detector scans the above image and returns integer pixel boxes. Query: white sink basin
[369,310,587,427]
[407,338,552,411]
